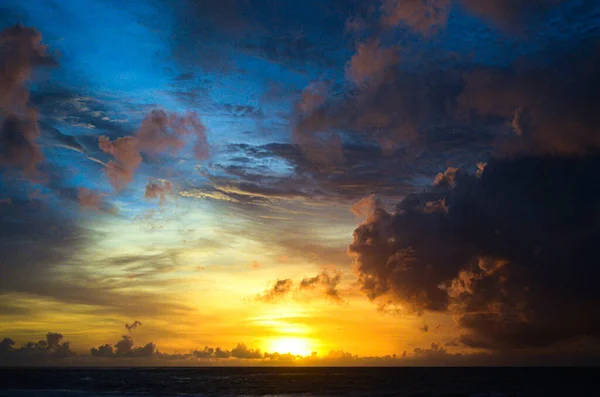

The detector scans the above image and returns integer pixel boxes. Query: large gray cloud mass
[349,154,600,350]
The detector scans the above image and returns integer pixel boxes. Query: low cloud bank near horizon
[1,331,600,366]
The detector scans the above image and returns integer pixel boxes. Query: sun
[268,337,311,356]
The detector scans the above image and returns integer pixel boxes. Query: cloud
[256,269,345,304]
[137,109,209,160]
[90,335,155,358]
[98,135,141,189]
[3,331,600,366]
[89,344,114,358]
[77,188,104,211]
[99,110,209,189]
[460,0,565,26]
[125,320,143,331]
[299,269,344,303]
[0,24,56,174]
[459,42,600,155]
[380,0,450,34]
[295,63,474,156]
[350,194,381,219]
[214,347,231,358]
[349,153,600,350]
[0,115,43,174]
[346,39,399,86]
[231,343,262,359]
[0,332,74,364]
[145,180,174,204]
[256,279,294,302]
[296,82,328,115]
[379,0,568,34]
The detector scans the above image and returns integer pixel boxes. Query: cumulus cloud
[256,279,294,302]
[296,64,467,156]
[350,194,381,219]
[0,24,56,173]
[256,269,345,304]
[299,269,344,303]
[293,82,343,168]
[349,154,600,350]
[345,39,398,86]
[145,180,174,204]
[98,135,142,189]
[0,332,74,363]
[99,110,209,189]
[296,82,328,115]
[90,334,155,358]
[231,343,262,359]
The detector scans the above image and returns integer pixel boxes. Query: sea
[0,367,593,396]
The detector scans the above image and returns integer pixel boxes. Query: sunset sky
[1,0,600,365]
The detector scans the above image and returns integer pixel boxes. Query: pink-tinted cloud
[345,39,398,86]
[77,188,104,211]
[380,0,450,34]
[144,180,174,204]
[350,195,382,220]
[137,110,208,159]
[0,25,56,174]
[297,82,328,115]
[460,0,564,26]
[99,110,209,189]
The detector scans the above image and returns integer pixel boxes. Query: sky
[1,0,600,366]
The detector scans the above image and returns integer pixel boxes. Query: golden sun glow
[268,337,312,356]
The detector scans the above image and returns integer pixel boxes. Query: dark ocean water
[0,367,594,397]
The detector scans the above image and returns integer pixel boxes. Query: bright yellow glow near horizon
[268,337,312,356]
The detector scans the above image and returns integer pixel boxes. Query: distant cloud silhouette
[125,320,142,331]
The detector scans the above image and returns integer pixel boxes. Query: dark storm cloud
[172,0,364,72]
[0,198,88,295]
[459,0,567,26]
[293,63,496,167]
[349,153,600,350]
[379,0,573,33]
[291,0,600,169]
[0,24,56,174]
[459,39,600,155]
[217,139,489,205]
